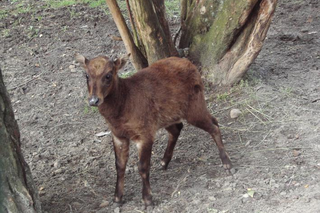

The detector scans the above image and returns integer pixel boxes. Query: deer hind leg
[210,116,232,169]
[186,99,232,170]
[161,122,183,170]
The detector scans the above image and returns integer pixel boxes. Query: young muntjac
[76,54,232,206]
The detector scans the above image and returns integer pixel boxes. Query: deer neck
[98,78,128,121]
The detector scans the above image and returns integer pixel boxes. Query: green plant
[27,26,40,39]
[83,105,89,114]
[83,104,99,114]
[1,29,10,38]
[165,0,180,18]
[119,70,136,78]
[46,0,77,8]
[15,3,32,14]
[216,92,230,101]
[88,0,105,8]
[239,79,249,88]
[36,15,43,22]
[91,106,99,113]
[280,87,293,97]
[61,25,69,32]
[67,7,77,19]
[0,9,8,19]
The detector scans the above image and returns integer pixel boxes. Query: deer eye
[85,74,89,80]
[105,73,112,80]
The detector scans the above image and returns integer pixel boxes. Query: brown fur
[76,54,232,206]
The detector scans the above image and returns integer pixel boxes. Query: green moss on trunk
[190,0,257,63]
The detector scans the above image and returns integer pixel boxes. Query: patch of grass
[44,0,108,9]
[45,0,78,8]
[87,0,105,8]
[1,29,10,38]
[83,105,90,114]
[165,0,180,18]
[67,7,78,19]
[216,92,230,101]
[83,105,99,114]
[15,2,32,13]
[0,2,33,18]
[280,87,293,97]
[238,79,250,88]
[35,15,43,22]
[119,70,136,78]
[61,25,69,32]
[26,26,41,39]
[12,17,23,26]
[1,0,177,21]
[0,9,8,19]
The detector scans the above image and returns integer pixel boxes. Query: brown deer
[75,54,232,206]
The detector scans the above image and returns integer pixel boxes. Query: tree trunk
[105,0,148,70]
[0,68,42,213]
[179,0,278,86]
[106,0,277,86]
[129,0,178,65]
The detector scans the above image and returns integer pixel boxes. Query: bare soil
[1,0,320,212]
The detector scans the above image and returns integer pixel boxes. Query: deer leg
[113,135,129,204]
[161,123,183,170]
[136,140,153,206]
[188,115,232,170]
[210,117,232,169]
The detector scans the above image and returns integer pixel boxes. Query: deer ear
[75,53,89,68]
[114,53,130,71]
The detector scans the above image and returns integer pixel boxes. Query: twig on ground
[238,132,243,144]
[253,130,271,148]
[247,104,273,121]
[246,107,266,125]
[8,74,42,90]
[41,122,84,129]
[68,204,73,213]
[219,125,266,133]
[249,147,312,153]
[171,175,188,198]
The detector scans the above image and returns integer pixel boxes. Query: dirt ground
[1,0,320,212]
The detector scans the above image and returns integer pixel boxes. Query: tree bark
[151,0,178,57]
[180,0,278,86]
[105,0,148,70]
[129,0,178,65]
[0,68,42,213]
[106,0,277,86]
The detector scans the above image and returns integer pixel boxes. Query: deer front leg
[136,140,153,206]
[113,135,129,204]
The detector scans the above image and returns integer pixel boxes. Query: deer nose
[89,96,100,106]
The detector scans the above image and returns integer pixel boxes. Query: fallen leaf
[247,188,255,198]
[95,131,111,137]
[307,17,313,23]
[293,149,301,157]
[99,200,109,208]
